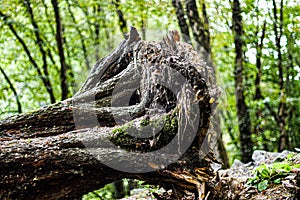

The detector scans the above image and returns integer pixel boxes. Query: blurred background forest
[0,0,299,196]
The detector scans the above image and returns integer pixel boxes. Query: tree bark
[41,0,59,69]
[185,0,210,56]
[254,20,266,101]
[94,4,101,62]
[0,27,220,199]
[232,0,253,163]
[253,12,267,148]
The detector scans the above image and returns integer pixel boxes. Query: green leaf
[247,177,258,185]
[257,180,268,192]
[273,178,281,184]
[286,153,295,160]
[270,171,288,182]
[256,164,270,179]
[271,163,292,172]
[259,168,270,178]
[293,164,300,168]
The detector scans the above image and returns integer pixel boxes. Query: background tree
[231,0,253,163]
[0,9,57,104]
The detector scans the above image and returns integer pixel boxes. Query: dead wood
[0,27,220,200]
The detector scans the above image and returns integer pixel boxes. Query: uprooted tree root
[0,27,221,199]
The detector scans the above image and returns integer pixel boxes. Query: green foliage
[247,154,300,192]
[82,182,115,200]
[82,179,160,200]
[210,0,300,162]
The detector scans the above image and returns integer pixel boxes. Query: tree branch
[66,0,91,70]
[0,66,22,113]
[24,0,56,104]
[0,11,56,104]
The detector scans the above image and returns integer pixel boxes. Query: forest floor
[216,150,300,199]
[122,150,300,200]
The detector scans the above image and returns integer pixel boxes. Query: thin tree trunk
[41,0,59,69]
[201,0,211,53]
[94,4,101,62]
[185,0,210,55]
[0,11,56,104]
[172,0,191,43]
[286,20,296,145]
[0,67,22,113]
[232,0,253,163]
[141,18,146,40]
[254,20,266,101]
[42,0,56,38]
[66,0,91,70]
[51,0,69,100]
[95,23,100,61]
[113,0,128,37]
[272,0,288,151]
[62,27,76,95]
[24,0,56,104]
[253,16,266,144]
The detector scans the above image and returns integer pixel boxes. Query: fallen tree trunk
[0,27,220,199]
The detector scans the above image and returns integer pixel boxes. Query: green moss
[110,113,179,151]
[112,126,127,135]
[162,114,178,135]
[110,122,135,146]
[140,118,150,126]
[112,121,135,135]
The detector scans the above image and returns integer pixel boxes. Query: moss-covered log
[0,27,220,199]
